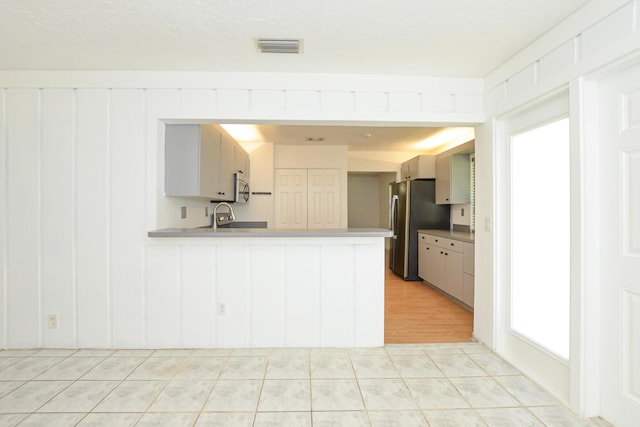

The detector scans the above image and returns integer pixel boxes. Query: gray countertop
[148,227,394,238]
[417,229,475,243]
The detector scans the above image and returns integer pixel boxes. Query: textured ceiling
[222,124,475,153]
[0,0,590,77]
[0,0,589,152]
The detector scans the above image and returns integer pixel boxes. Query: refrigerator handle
[390,195,399,239]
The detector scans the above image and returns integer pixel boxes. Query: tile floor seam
[0,345,602,427]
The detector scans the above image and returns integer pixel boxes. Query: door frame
[494,88,578,406]
[579,50,640,419]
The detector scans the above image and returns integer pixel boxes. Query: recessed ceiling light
[256,39,303,54]
[304,137,324,142]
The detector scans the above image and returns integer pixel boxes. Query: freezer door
[391,181,408,277]
[388,184,398,271]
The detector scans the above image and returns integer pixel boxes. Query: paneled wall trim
[2,75,456,348]
[485,0,640,115]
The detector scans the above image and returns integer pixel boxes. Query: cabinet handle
[445,252,448,256]
[440,251,443,254]
[450,243,454,246]
[435,239,439,242]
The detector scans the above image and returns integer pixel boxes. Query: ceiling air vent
[256,39,302,54]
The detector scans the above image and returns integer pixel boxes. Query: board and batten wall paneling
[216,245,250,348]
[284,245,320,346]
[145,245,180,348]
[6,89,41,347]
[181,246,216,348]
[140,240,383,348]
[109,89,147,348]
[40,89,76,347]
[0,75,481,348]
[76,89,111,348]
[320,245,356,346]
[250,245,285,347]
[0,89,5,347]
[355,243,385,346]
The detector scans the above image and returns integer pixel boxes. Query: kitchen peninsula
[146,227,392,348]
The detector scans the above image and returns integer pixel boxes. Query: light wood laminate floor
[385,254,474,344]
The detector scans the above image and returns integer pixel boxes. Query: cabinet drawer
[421,234,463,253]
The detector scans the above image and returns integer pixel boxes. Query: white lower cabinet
[462,273,474,307]
[418,232,474,308]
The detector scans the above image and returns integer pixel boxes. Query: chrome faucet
[212,202,236,230]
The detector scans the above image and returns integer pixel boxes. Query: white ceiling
[221,124,475,153]
[0,0,590,76]
[0,0,590,151]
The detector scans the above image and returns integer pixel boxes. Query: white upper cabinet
[218,131,235,199]
[165,124,248,202]
[401,155,436,180]
[233,144,250,178]
[436,154,470,204]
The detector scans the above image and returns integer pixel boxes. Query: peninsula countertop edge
[148,227,394,238]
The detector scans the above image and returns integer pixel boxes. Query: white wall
[475,0,639,347]
[476,0,640,417]
[0,73,482,348]
[348,174,380,228]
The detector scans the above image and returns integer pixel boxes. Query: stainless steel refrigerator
[389,179,450,280]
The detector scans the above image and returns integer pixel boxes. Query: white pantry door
[307,169,341,229]
[274,169,308,228]
[597,62,640,426]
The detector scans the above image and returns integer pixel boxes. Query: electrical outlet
[47,314,58,329]
[181,206,187,219]
[218,302,227,316]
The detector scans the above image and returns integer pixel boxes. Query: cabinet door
[463,242,474,275]
[165,124,201,197]
[402,157,419,180]
[233,144,249,176]
[199,124,220,198]
[417,156,436,178]
[218,133,235,200]
[435,156,451,204]
[424,245,442,287]
[450,154,470,203]
[462,273,474,308]
[444,250,464,300]
[418,235,429,280]
[275,169,308,228]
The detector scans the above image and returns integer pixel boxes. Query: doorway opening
[347,171,474,343]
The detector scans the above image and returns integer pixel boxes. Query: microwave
[234,173,250,203]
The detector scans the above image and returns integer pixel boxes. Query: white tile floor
[0,343,608,426]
